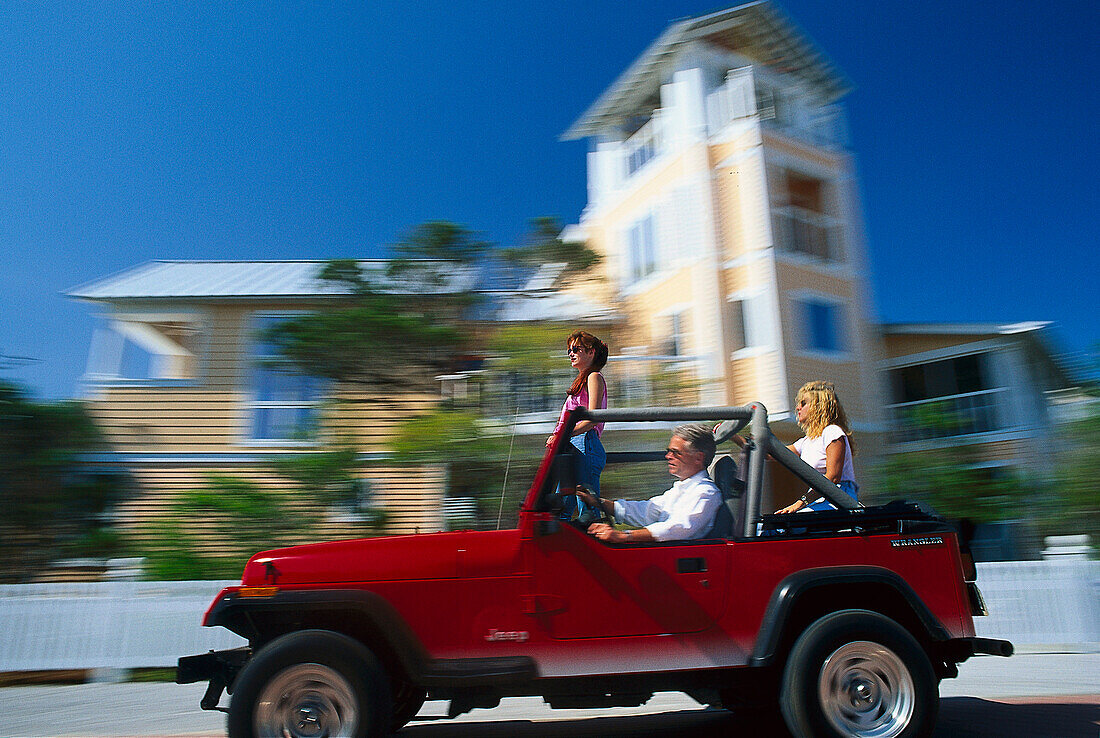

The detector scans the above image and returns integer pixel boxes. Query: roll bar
[573,402,858,538]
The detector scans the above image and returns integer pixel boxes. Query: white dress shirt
[613,470,721,542]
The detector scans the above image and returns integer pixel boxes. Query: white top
[613,470,721,542]
[794,424,856,483]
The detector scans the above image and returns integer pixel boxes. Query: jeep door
[526,522,730,639]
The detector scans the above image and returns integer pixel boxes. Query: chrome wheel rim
[254,663,359,738]
[818,641,914,738]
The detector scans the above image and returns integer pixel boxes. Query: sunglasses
[566,345,590,355]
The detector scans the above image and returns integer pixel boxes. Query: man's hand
[587,522,626,542]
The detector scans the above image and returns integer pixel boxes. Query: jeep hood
[240,528,523,586]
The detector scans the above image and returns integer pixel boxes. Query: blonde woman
[776,380,858,514]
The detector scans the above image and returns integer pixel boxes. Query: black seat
[706,447,748,538]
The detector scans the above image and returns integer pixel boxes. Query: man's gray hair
[673,423,716,467]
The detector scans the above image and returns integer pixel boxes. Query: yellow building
[67,259,613,550]
[882,322,1070,477]
[562,2,884,447]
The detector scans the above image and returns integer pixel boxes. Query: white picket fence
[0,581,245,671]
[0,560,1096,673]
[973,559,1100,651]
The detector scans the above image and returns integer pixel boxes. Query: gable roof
[67,260,476,301]
[67,259,620,323]
[881,321,1079,389]
[563,1,850,140]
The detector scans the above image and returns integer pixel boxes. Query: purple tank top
[554,379,607,437]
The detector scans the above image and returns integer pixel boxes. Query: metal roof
[880,321,1054,337]
[68,260,479,301]
[67,259,622,323]
[563,1,851,140]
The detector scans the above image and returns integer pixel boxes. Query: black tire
[227,629,393,738]
[389,679,427,733]
[780,609,938,738]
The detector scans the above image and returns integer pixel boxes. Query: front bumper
[176,647,251,711]
[951,636,1015,659]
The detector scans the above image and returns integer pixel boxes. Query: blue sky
[1,1,1096,398]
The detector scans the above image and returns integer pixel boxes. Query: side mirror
[535,519,561,537]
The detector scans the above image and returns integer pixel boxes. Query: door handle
[521,594,568,615]
[676,557,707,573]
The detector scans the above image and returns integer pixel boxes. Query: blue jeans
[559,430,606,520]
[806,480,859,511]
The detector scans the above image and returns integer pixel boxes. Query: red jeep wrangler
[177,404,1012,738]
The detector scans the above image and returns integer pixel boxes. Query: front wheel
[780,609,938,738]
[227,630,392,738]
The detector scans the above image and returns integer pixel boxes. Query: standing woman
[776,380,859,513]
[547,331,608,521]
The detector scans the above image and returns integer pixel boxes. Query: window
[888,353,1002,441]
[660,311,686,356]
[728,294,771,353]
[625,118,661,176]
[796,298,845,354]
[891,354,992,404]
[626,214,658,285]
[787,172,824,213]
[86,313,204,384]
[247,315,328,444]
[755,84,775,120]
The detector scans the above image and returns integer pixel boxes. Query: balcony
[623,114,664,178]
[438,355,706,429]
[888,388,1010,445]
[705,68,848,149]
[771,205,840,261]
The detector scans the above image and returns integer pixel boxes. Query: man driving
[578,423,720,543]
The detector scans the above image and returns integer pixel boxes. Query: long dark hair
[567,330,608,397]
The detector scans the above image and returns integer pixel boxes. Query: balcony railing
[438,356,705,427]
[624,114,664,178]
[762,104,849,149]
[704,67,848,149]
[888,388,1010,444]
[771,206,840,261]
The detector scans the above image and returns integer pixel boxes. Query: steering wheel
[712,417,749,445]
[575,483,604,526]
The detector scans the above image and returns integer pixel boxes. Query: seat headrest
[708,454,741,499]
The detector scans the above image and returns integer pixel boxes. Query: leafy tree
[141,474,306,580]
[271,443,387,529]
[500,216,602,282]
[142,443,391,580]
[873,402,1022,522]
[390,220,490,265]
[0,381,126,582]
[1048,347,1100,541]
[262,219,604,529]
[263,258,463,391]
[1051,405,1100,541]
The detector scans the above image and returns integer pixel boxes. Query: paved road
[1,654,1097,738]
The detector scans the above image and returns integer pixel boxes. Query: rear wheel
[227,630,392,738]
[780,609,938,738]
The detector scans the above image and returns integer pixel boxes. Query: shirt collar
[674,469,710,487]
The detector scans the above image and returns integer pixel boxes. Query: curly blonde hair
[796,380,852,445]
